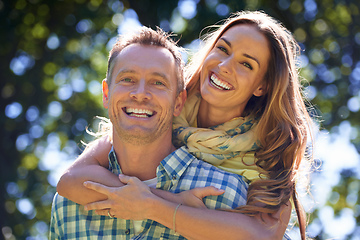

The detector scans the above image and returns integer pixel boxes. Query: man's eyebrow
[151,72,169,81]
[118,69,136,75]
[118,69,169,82]
[219,37,261,68]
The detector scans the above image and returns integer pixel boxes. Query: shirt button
[125,229,130,235]
[172,175,177,180]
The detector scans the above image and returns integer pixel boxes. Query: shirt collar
[158,146,195,181]
[108,146,123,175]
[108,145,196,180]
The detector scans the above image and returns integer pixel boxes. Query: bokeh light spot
[178,0,197,19]
[76,19,93,33]
[47,34,60,50]
[347,97,360,112]
[216,4,229,16]
[72,78,86,92]
[112,13,123,26]
[88,80,102,95]
[170,11,187,33]
[29,125,44,139]
[304,85,317,100]
[118,9,142,34]
[57,84,73,101]
[10,52,35,76]
[48,101,63,118]
[16,198,34,216]
[5,102,23,119]
[16,134,32,151]
[26,106,40,122]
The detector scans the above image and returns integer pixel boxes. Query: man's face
[103,44,185,145]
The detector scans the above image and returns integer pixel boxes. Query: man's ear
[102,79,109,109]
[173,90,187,117]
[253,82,267,97]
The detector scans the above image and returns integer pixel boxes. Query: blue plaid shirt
[50,146,249,239]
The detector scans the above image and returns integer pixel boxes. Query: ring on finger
[108,209,114,218]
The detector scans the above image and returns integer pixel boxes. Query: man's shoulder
[170,148,249,209]
[170,147,248,184]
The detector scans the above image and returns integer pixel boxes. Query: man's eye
[154,81,165,86]
[122,78,132,82]
[242,62,253,70]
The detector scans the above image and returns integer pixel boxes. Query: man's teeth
[126,107,153,117]
[210,74,231,90]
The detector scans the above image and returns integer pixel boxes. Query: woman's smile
[209,73,233,90]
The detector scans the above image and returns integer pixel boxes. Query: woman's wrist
[151,188,178,203]
[145,195,176,225]
[144,194,163,219]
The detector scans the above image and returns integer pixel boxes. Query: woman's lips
[209,73,233,90]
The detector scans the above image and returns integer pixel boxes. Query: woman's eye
[242,62,253,70]
[217,46,228,54]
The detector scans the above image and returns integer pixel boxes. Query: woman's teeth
[210,74,232,90]
[125,107,154,118]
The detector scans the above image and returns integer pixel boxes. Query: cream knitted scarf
[173,92,266,181]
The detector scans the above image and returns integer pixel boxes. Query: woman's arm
[57,136,222,207]
[57,135,119,205]
[84,175,291,240]
[151,197,290,240]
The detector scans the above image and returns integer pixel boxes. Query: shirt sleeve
[49,193,62,240]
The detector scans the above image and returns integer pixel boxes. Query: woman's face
[199,24,270,116]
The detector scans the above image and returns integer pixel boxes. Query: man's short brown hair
[106,27,185,95]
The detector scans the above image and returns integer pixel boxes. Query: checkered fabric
[50,146,249,239]
[50,146,292,239]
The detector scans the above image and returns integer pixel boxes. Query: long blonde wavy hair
[185,11,313,239]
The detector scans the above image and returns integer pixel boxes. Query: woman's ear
[102,79,109,109]
[253,83,267,97]
[173,90,187,117]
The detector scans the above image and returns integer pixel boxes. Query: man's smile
[123,107,155,118]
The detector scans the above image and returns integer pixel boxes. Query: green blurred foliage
[1,0,359,239]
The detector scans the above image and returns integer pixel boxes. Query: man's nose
[130,80,151,101]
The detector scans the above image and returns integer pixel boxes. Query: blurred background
[1,0,360,239]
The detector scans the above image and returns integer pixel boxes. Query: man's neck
[112,133,175,181]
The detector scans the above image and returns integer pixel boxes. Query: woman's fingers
[192,186,225,199]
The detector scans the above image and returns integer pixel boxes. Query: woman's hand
[83,174,154,220]
[169,186,225,209]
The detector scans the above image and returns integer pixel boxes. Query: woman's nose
[218,57,233,74]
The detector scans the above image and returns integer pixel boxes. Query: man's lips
[209,73,233,90]
[123,107,155,118]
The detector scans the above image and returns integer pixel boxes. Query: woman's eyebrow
[243,53,260,68]
[220,37,231,47]
[220,37,261,68]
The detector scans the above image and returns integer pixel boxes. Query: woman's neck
[197,99,243,128]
